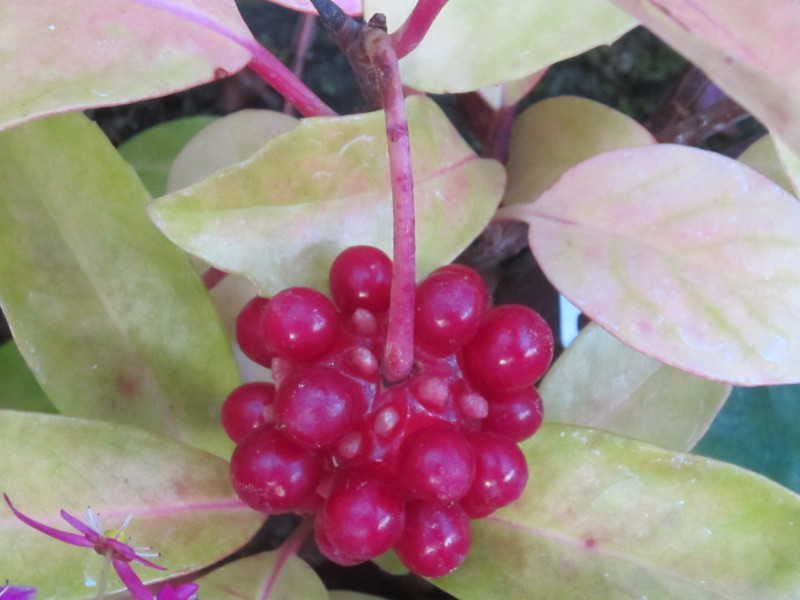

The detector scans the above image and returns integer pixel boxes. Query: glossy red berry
[397,425,475,503]
[482,386,544,442]
[261,287,339,361]
[235,296,275,367]
[230,428,323,513]
[395,500,471,577]
[459,432,528,518]
[274,366,362,448]
[329,245,393,314]
[460,304,554,393]
[315,471,406,563]
[414,264,490,356]
[221,382,275,443]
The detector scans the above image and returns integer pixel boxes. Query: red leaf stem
[391,0,450,58]
[364,24,416,382]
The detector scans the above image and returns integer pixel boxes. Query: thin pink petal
[106,538,165,570]
[112,561,153,600]
[3,494,93,549]
[157,583,199,600]
[58,510,101,541]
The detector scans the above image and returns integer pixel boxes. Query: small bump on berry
[415,377,450,409]
[348,347,379,377]
[457,392,488,420]
[374,406,401,436]
[351,308,379,335]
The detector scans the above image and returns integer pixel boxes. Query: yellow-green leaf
[436,424,800,599]
[149,96,505,296]
[0,410,263,599]
[540,323,731,451]
[364,0,636,93]
[0,112,240,457]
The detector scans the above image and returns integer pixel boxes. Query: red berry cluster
[223,246,553,577]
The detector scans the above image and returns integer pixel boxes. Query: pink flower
[0,582,37,600]
[3,494,165,599]
[156,583,199,600]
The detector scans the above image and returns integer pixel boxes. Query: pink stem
[391,0,450,58]
[245,42,337,118]
[364,27,416,382]
[260,518,313,600]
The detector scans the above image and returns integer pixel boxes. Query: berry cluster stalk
[391,0,451,58]
[363,24,417,382]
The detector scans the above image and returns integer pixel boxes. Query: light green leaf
[167,109,299,192]
[501,96,656,206]
[0,410,264,600]
[0,341,56,414]
[540,323,731,451]
[0,112,240,457]
[436,424,800,600]
[503,144,800,385]
[197,551,327,600]
[737,135,795,196]
[118,116,217,197]
[606,0,800,157]
[364,0,636,93]
[0,0,252,132]
[328,593,388,600]
[149,95,506,296]
[773,137,800,201]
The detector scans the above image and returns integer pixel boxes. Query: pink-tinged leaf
[364,0,635,93]
[607,0,800,157]
[0,112,241,458]
[539,323,731,451]
[0,410,264,599]
[502,96,656,206]
[197,551,327,600]
[435,424,800,599]
[149,95,505,296]
[0,0,254,132]
[265,0,362,16]
[502,144,800,385]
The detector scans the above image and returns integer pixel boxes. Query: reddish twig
[363,21,417,383]
[391,0,450,58]
[244,41,336,117]
[284,14,319,115]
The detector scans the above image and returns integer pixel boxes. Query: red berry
[459,432,528,518]
[315,471,406,563]
[221,382,275,443]
[236,296,275,367]
[329,246,393,314]
[482,386,544,442]
[414,264,489,356]
[230,428,323,513]
[275,366,362,448]
[261,287,339,361]
[397,425,474,503]
[395,500,471,577]
[460,304,554,393]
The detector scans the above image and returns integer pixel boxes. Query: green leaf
[606,0,800,157]
[149,95,506,296]
[0,112,240,457]
[695,385,800,494]
[436,424,800,600]
[503,144,800,385]
[197,551,328,600]
[329,593,389,600]
[501,96,656,207]
[540,323,731,451]
[0,1,252,132]
[364,0,636,93]
[117,116,217,197]
[167,109,299,192]
[0,341,57,414]
[0,410,264,599]
[737,135,796,196]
